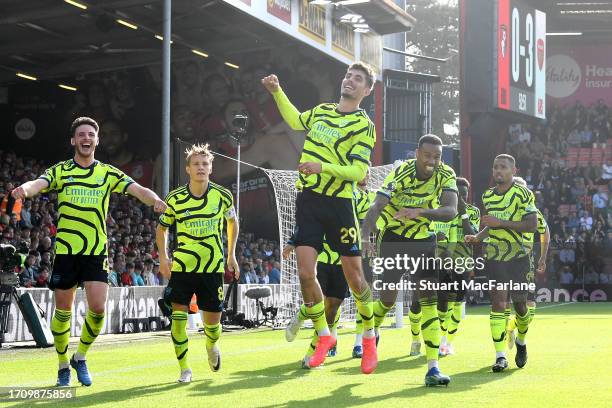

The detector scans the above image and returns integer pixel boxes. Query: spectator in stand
[579,211,593,232]
[38,236,53,253]
[593,187,608,219]
[120,263,133,286]
[20,200,33,229]
[142,257,158,286]
[269,261,281,284]
[130,262,145,286]
[602,158,612,181]
[257,267,269,284]
[240,262,257,284]
[253,258,264,275]
[35,263,50,288]
[1,182,22,221]
[153,261,167,286]
[107,258,120,287]
[567,128,581,147]
[40,250,52,265]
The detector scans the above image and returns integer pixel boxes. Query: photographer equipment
[16,291,54,347]
[221,278,239,324]
[221,278,256,329]
[244,286,278,327]
[230,112,249,221]
[0,243,22,272]
[157,286,173,319]
[0,244,54,347]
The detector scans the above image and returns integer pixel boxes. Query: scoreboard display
[495,0,546,119]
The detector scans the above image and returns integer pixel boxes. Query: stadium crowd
[506,100,612,286]
[0,149,281,288]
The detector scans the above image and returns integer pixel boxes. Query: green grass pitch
[1,302,610,407]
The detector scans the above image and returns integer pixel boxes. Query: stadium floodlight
[64,0,87,10]
[354,28,369,33]
[224,62,240,69]
[309,0,332,5]
[116,19,138,30]
[546,32,583,36]
[16,72,37,81]
[59,84,78,91]
[337,0,371,5]
[191,49,209,58]
[155,34,173,43]
[353,23,369,28]
[340,13,361,20]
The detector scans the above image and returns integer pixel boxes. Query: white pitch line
[536,302,576,310]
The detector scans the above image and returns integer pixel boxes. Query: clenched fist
[261,74,280,93]
[11,186,27,200]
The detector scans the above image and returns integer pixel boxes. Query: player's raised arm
[262,74,306,131]
[127,183,167,213]
[11,178,49,200]
[297,160,368,182]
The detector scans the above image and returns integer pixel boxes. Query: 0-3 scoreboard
[495,0,546,119]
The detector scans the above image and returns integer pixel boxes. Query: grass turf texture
[1,302,610,407]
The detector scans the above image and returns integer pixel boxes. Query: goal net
[263,164,408,327]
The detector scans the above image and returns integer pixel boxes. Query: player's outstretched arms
[12,179,49,199]
[261,74,305,131]
[127,183,167,213]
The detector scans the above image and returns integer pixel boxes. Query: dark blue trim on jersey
[37,176,51,188]
[122,181,134,195]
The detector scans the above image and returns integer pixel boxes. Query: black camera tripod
[0,283,19,346]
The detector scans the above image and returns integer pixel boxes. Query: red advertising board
[268,0,291,24]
